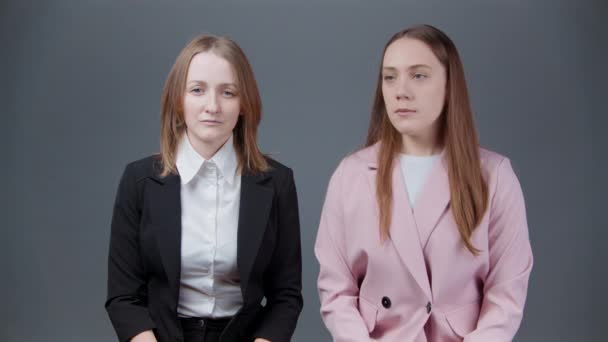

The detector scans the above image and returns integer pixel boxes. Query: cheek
[422,85,446,115]
[223,100,241,122]
[183,97,200,119]
[381,86,393,107]
[182,108,196,124]
[230,99,241,112]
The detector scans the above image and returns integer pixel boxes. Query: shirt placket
[206,160,220,315]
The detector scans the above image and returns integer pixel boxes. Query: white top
[399,154,441,207]
[176,133,242,318]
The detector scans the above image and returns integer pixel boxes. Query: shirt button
[381,296,391,309]
[426,301,432,314]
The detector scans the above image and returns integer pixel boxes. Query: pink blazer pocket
[445,301,481,338]
[358,296,378,333]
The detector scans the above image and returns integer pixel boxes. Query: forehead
[382,37,442,70]
[186,51,236,83]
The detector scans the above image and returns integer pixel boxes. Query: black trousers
[179,317,232,342]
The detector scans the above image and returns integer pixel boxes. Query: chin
[393,124,418,136]
[191,130,227,145]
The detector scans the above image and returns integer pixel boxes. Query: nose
[204,93,220,114]
[396,79,414,101]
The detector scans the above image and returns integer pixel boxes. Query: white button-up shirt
[176,133,243,318]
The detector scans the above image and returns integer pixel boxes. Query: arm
[315,163,373,342]
[105,163,157,342]
[464,158,534,341]
[253,168,304,342]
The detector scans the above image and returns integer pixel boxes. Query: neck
[401,128,442,156]
[187,132,230,160]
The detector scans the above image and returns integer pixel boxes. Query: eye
[413,73,427,80]
[383,74,395,81]
[190,87,204,94]
[223,90,237,98]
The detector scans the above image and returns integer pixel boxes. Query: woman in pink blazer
[315,24,533,341]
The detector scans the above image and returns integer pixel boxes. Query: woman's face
[183,51,241,148]
[382,37,447,140]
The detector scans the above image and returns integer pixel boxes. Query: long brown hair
[159,34,268,177]
[366,24,488,254]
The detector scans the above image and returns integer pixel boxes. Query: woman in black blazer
[106,35,303,342]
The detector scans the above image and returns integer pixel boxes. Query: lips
[395,108,416,116]
[200,119,222,125]
[395,108,415,113]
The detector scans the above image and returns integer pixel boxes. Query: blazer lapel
[366,160,432,300]
[148,167,275,306]
[149,172,183,302]
[387,163,433,300]
[237,170,274,301]
[412,155,451,250]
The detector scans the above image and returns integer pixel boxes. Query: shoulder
[318,143,379,196]
[264,155,291,174]
[478,147,522,196]
[334,143,379,176]
[262,155,294,187]
[122,154,163,183]
[479,147,508,172]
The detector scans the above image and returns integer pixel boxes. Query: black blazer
[105,155,303,342]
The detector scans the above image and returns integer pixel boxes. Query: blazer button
[426,301,432,314]
[381,296,391,309]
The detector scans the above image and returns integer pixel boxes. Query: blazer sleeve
[105,163,156,342]
[464,158,534,341]
[253,168,304,342]
[315,162,373,342]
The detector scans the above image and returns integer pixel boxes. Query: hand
[130,330,157,342]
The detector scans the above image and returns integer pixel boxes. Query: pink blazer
[315,143,533,341]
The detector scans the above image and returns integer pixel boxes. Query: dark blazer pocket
[445,300,481,338]
[358,296,378,333]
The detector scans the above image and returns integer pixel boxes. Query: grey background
[2,0,606,341]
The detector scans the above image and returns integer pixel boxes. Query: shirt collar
[176,133,238,185]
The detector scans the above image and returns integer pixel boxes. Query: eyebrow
[382,64,432,72]
[186,80,238,88]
